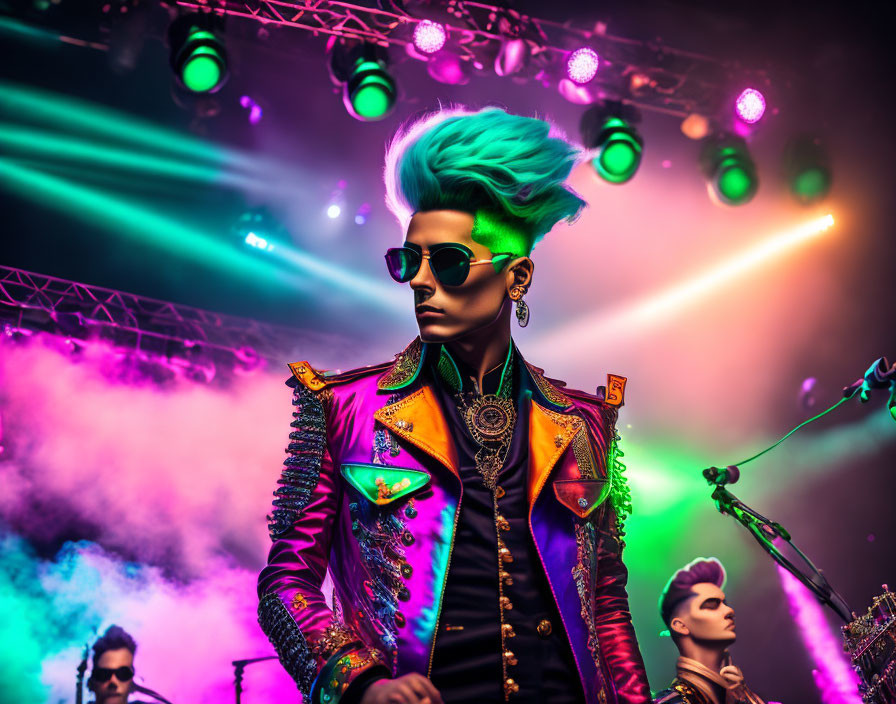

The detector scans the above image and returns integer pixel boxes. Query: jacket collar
[374,338,582,505]
[377,337,573,411]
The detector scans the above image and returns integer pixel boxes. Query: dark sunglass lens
[92,666,133,682]
[384,249,420,283]
[431,247,470,286]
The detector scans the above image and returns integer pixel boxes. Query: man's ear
[670,617,690,637]
[505,256,534,291]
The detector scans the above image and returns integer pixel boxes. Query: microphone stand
[705,469,852,622]
[701,356,896,624]
[232,656,279,704]
[76,642,88,704]
[131,682,175,704]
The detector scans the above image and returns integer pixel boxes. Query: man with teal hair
[258,107,650,704]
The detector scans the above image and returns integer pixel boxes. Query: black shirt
[428,345,584,704]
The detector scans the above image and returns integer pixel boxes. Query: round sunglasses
[92,666,135,682]
[385,243,513,287]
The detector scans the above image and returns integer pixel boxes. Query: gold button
[495,486,506,499]
[500,596,513,610]
[502,623,516,638]
[504,678,519,695]
[537,618,552,637]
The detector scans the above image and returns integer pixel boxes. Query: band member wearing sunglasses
[87,625,137,704]
[654,559,765,704]
[258,108,650,704]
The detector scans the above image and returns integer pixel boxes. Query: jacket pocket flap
[552,478,611,518]
[341,463,431,505]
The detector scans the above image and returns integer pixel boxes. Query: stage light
[681,113,710,140]
[233,207,283,253]
[413,20,446,54]
[580,103,643,184]
[327,204,341,219]
[331,42,397,121]
[355,202,371,225]
[168,15,228,94]
[735,88,766,124]
[700,135,758,205]
[245,232,274,251]
[427,50,469,85]
[566,47,599,84]
[239,95,262,124]
[495,38,528,76]
[783,136,832,205]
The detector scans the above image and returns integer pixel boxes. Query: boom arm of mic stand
[232,655,279,704]
[131,682,175,704]
[711,484,852,623]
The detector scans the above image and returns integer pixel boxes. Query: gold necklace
[454,349,517,490]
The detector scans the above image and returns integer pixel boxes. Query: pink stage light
[413,20,447,54]
[239,95,262,125]
[566,47,599,84]
[735,88,766,123]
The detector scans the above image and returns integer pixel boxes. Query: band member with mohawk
[654,558,765,704]
[258,107,650,704]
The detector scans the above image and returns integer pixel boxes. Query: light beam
[530,214,835,357]
[0,159,404,311]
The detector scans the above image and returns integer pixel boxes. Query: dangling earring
[509,286,530,328]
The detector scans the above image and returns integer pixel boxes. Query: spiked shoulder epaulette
[286,360,394,392]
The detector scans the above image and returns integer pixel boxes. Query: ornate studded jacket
[257,338,651,704]
[653,679,714,704]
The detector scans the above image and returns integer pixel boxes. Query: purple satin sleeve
[593,508,652,704]
[258,443,343,637]
[257,386,389,703]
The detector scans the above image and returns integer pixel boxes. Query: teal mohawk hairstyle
[384,107,586,256]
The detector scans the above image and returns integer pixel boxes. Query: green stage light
[783,136,831,205]
[580,104,643,185]
[169,17,228,94]
[346,56,396,121]
[591,116,643,184]
[701,136,758,206]
[331,43,396,122]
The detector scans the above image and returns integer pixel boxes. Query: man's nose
[408,256,436,289]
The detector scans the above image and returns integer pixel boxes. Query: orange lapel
[374,386,460,479]
[528,400,583,507]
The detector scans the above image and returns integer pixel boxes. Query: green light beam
[0,159,404,313]
[0,81,268,173]
[0,15,62,43]
[273,246,406,312]
[0,157,303,291]
[0,125,266,190]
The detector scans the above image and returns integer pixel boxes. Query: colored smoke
[777,566,862,704]
[0,336,335,702]
[0,338,294,576]
[0,535,298,703]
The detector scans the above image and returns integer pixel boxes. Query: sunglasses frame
[385,242,515,287]
[91,665,135,683]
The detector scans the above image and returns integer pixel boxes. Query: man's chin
[418,323,461,344]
